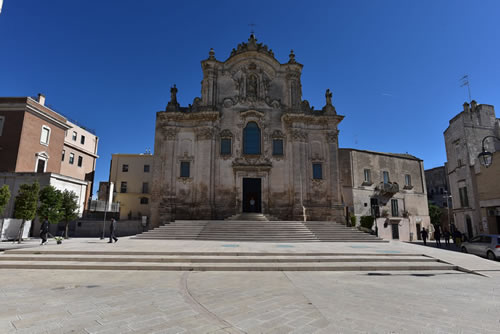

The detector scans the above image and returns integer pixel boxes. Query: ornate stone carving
[232,156,272,170]
[229,34,275,59]
[195,127,215,140]
[326,131,338,143]
[166,85,180,112]
[271,130,284,138]
[161,127,179,140]
[311,178,324,188]
[289,129,308,142]
[158,111,220,123]
[220,129,233,138]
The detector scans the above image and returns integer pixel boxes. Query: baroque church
[150,35,345,227]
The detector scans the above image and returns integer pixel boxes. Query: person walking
[421,227,428,246]
[434,226,441,248]
[40,217,49,245]
[454,229,462,248]
[443,229,451,247]
[108,218,118,243]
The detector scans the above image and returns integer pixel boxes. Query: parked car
[461,234,500,261]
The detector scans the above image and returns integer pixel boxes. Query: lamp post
[443,190,452,230]
[478,136,500,168]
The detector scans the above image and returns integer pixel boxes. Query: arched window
[243,122,261,155]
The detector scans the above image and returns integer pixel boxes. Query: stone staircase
[0,250,458,272]
[133,220,385,242]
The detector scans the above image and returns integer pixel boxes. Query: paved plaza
[1,238,499,334]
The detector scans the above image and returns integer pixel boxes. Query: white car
[461,234,500,261]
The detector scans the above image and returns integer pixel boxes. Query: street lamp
[478,135,500,168]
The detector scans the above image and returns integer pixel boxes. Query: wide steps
[134,220,385,242]
[0,250,456,272]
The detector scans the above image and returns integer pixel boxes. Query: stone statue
[325,89,332,106]
[170,84,178,103]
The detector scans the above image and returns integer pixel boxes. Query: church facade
[150,35,344,227]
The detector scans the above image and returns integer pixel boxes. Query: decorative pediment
[229,34,275,60]
[271,130,284,139]
[232,156,272,171]
[220,129,233,138]
[240,110,264,119]
[195,127,215,140]
[35,151,49,159]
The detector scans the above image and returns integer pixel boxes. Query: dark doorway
[416,223,421,240]
[242,178,261,213]
[370,198,380,218]
[466,216,473,239]
[391,223,399,239]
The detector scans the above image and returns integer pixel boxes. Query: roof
[339,148,422,161]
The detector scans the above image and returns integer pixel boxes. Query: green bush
[360,216,375,229]
[350,214,357,227]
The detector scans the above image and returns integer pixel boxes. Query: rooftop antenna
[460,75,472,102]
[248,23,256,35]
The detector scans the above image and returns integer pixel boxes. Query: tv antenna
[460,75,472,102]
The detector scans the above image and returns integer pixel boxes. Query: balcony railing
[377,182,399,195]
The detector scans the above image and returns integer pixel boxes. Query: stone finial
[463,102,470,112]
[166,84,180,112]
[288,50,296,63]
[470,100,477,111]
[325,89,333,106]
[208,48,215,60]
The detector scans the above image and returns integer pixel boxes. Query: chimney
[470,100,477,111]
[463,102,470,113]
[38,93,46,106]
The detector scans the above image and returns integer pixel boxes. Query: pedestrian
[434,226,441,248]
[108,218,118,243]
[421,228,428,246]
[454,229,462,247]
[443,229,450,247]
[40,217,49,245]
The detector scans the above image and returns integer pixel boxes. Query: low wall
[68,219,147,238]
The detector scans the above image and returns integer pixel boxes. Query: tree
[0,185,11,216]
[13,182,40,243]
[38,185,63,225]
[60,190,79,238]
[428,202,442,228]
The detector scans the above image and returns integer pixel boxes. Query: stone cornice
[281,113,344,127]
[157,111,220,123]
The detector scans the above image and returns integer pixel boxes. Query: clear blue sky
[1,0,499,196]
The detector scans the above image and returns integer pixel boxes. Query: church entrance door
[242,178,261,213]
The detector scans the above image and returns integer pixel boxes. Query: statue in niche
[247,74,258,98]
[325,89,332,106]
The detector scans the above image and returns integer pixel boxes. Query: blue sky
[1,0,499,195]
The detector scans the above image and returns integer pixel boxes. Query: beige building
[444,101,500,238]
[151,35,344,226]
[339,149,431,241]
[476,151,500,234]
[109,153,153,220]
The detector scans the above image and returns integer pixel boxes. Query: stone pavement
[1,238,499,333]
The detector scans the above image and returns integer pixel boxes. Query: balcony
[377,182,399,195]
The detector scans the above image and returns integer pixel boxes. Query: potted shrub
[54,236,63,244]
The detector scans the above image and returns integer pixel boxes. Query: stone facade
[444,101,500,238]
[476,151,500,234]
[339,149,431,242]
[151,35,344,226]
[425,165,452,229]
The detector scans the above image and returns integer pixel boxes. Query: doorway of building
[466,215,473,239]
[242,178,261,213]
[416,223,421,240]
[370,198,380,217]
[391,223,399,239]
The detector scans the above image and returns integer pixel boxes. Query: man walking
[421,227,428,246]
[108,218,118,243]
[434,226,441,248]
[40,217,49,245]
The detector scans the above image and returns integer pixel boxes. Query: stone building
[150,35,344,226]
[475,151,500,234]
[425,165,452,229]
[0,94,99,217]
[444,101,500,238]
[339,148,430,242]
[109,153,153,220]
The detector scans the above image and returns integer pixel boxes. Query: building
[150,35,344,226]
[475,151,500,234]
[109,153,153,220]
[339,148,430,241]
[425,165,452,229]
[444,101,500,238]
[0,94,99,218]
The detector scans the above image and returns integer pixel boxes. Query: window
[140,197,149,205]
[180,161,190,178]
[77,156,83,167]
[221,138,232,155]
[122,164,128,172]
[439,187,444,194]
[72,131,77,141]
[144,164,150,172]
[405,174,412,187]
[313,163,322,179]
[120,182,127,193]
[80,135,85,145]
[40,126,50,145]
[142,182,149,194]
[364,169,371,183]
[243,122,261,155]
[69,153,75,164]
[0,116,4,136]
[459,186,469,207]
[272,139,283,156]
[61,150,65,161]
[391,199,399,217]
[36,159,46,173]
[383,171,390,184]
